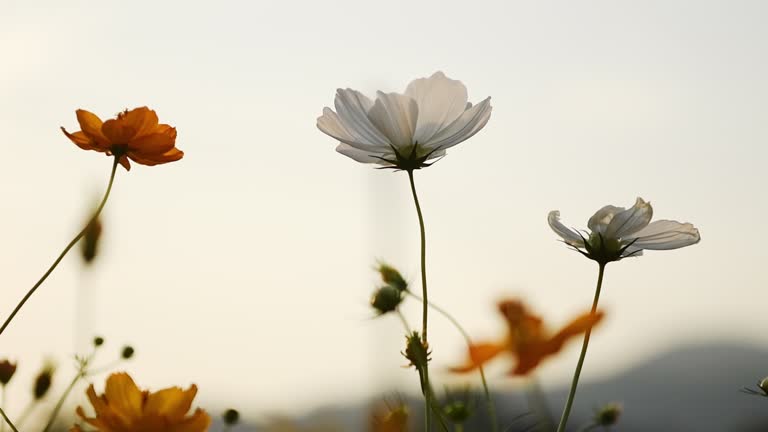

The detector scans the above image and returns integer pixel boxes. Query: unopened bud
[759,377,768,395]
[121,346,135,359]
[0,360,17,386]
[443,401,472,424]
[403,332,430,370]
[377,264,408,292]
[223,408,240,425]
[593,402,622,427]
[80,217,103,265]
[93,336,105,347]
[371,285,403,315]
[33,362,56,400]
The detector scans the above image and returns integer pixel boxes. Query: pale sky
[1,0,767,425]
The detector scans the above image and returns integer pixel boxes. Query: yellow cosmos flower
[71,372,210,432]
[61,107,183,171]
[450,299,604,376]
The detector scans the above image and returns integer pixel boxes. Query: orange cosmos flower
[61,107,183,171]
[71,372,210,432]
[450,299,604,376]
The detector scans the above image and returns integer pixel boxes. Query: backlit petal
[75,110,110,147]
[144,386,196,420]
[420,97,491,151]
[334,89,391,147]
[128,128,177,154]
[335,143,391,164]
[367,92,418,149]
[121,107,159,137]
[405,71,468,144]
[317,107,386,150]
[629,220,700,250]
[104,373,143,418]
[605,197,652,239]
[588,205,623,234]
[548,211,585,247]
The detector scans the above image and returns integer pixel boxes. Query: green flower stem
[556,262,606,432]
[0,408,18,432]
[405,291,499,432]
[406,170,433,431]
[0,157,119,337]
[454,424,464,432]
[42,368,87,432]
[0,386,5,432]
[526,377,555,432]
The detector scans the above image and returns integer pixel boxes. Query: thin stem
[15,400,35,427]
[406,291,499,432]
[0,408,18,432]
[525,377,555,432]
[42,370,85,432]
[1,386,5,432]
[0,157,119,337]
[406,170,432,431]
[396,310,412,333]
[555,262,606,432]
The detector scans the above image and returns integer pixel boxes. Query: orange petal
[551,311,605,346]
[61,127,97,150]
[104,373,143,419]
[118,155,131,171]
[128,147,183,167]
[102,118,137,145]
[144,385,197,420]
[128,129,177,154]
[75,110,110,148]
[120,107,159,137]
[172,408,212,432]
[449,342,506,373]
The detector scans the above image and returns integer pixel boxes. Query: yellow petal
[144,385,197,420]
[104,373,144,419]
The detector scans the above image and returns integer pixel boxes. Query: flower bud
[443,401,472,424]
[223,408,240,425]
[403,332,430,370]
[33,362,56,400]
[93,336,105,347]
[80,217,103,265]
[371,285,403,315]
[593,402,622,427]
[0,360,17,386]
[121,346,135,359]
[377,264,408,292]
[759,377,768,395]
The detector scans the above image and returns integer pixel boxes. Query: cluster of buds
[370,263,408,316]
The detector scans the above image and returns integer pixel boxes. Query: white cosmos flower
[317,71,492,170]
[548,197,700,263]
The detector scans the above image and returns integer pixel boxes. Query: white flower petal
[629,220,701,250]
[548,211,585,247]
[334,89,392,148]
[335,143,391,164]
[366,91,418,149]
[421,97,492,151]
[405,71,468,144]
[605,197,653,239]
[587,205,623,234]
[317,107,384,151]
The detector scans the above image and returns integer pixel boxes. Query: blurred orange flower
[71,372,210,432]
[450,299,604,376]
[61,107,183,171]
